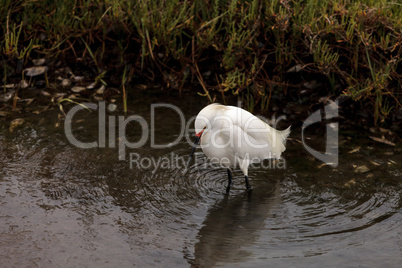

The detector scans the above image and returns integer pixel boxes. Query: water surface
[0,95,401,267]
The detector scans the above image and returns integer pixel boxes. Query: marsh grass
[1,0,401,124]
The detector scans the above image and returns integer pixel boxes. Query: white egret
[189,103,290,192]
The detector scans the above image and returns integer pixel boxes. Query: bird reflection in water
[190,180,282,267]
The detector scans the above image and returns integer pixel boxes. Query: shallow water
[0,95,401,267]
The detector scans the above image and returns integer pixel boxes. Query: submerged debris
[348,147,360,154]
[32,106,50,115]
[9,118,25,132]
[286,64,302,73]
[369,136,396,146]
[72,76,84,82]
[0,111,12,117]
[4,84,15,89]
[344,179,356,187]
[32,58,46,66]
[0,91,15,102]
[354,165,370,173]
[19,79,29,88]
[61,78,72,87]
[71,86,86,93]
[86,82,96,89]
[96,85,105,95]
[24,66,48,77]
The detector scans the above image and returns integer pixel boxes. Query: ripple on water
[189,173,401,267]
[127,153,227,222]
[1,115,401,267]
[249,178,400,261]
[277,178,401,237]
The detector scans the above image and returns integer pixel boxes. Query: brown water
[0,95,401,267]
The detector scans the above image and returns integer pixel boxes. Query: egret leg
[244,175,251,190]
[226,169,233,193]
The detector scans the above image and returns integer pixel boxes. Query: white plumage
[191,103,290,192]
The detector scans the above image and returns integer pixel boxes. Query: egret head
[194,103,220,137]
[188,104,221,165]
[194,116,207,138]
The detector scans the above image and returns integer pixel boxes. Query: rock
[19,79,29,88]
[5,84,16,89]
[108,104,117,111]
[0,90,15,102]
[86,82,96,89]
[369,160,382,166]
[61,79,71,87]
[71,86,86,93]
[0,111,12,117]
[24,66,48,77]
[96,85,105,95]
[379,127,393,135]
[135,84,147,90]
[387,160,396,165]
[32,58,46,66]
[287,64,302,73]
[19,98,34,106]
[53,93,67,98]
[40,91,51,97]
[369,136,396,146]
[344,179,356,187]
[72,76,84,82]
[53,93,67,102]
[354,165,370,173]
[68,94,79,99]
[9,118,25,132]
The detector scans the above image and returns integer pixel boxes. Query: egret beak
[187,129,205,167]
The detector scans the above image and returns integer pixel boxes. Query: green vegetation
[1,0,401,124]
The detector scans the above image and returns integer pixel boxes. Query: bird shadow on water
[187,180,282,267]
